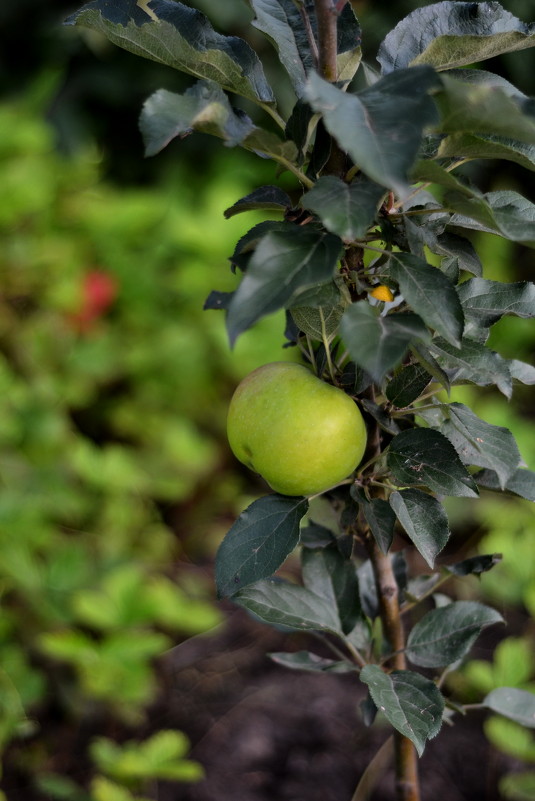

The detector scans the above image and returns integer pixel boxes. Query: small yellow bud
[370,285,395,303]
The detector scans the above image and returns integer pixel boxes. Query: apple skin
[227,361,367,496]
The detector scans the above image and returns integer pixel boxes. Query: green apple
[227,361,367,496]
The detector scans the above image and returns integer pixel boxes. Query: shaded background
[1,2,535,800]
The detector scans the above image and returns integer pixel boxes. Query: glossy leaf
[224,186,292,219]
[360,665,444,756]
[386,363,432,407]
[340,302,428,382]
[475,467,535,502]
[269,650,357,673]
[378,2,535,74]
[434,402,521,489]
[388,428,479,498]
[301,176,385,242]
[389,253,464,347]
[407,601,504,668]
[234,578,342,633]
[66,0,275,104]
[484,688,535,729]
[390,489,450,568]
[249,0,361,96]
[226,227,342,344]
[428,337,513,398]
[302,545,361,634]
[305,67,440,196]
[457,278,535,326]
[215,495,308,598]
[362,498,397,554]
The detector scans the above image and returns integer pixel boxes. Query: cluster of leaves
[67,0,535,765]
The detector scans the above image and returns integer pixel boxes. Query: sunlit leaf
[66,0,275,104]
[378,2,535,74]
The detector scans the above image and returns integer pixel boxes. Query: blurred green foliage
[0,78,295,797]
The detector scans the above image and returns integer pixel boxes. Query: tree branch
[314,0,348,177]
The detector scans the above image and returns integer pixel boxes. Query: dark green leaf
[224,186,293,219]
[226,227,342,344]
[215,495,308,598]
[386,363,432,407]
[301,176,385,242]
[440,132,535,172]
[299,523,336,549]
[457,278,535,326]
[390,489,450,567]
[305,67,440,196]
[446,554,502,577]
[378,2,535,74]
[407,601,504,668]
[447,190,535,248]
[475,467,535,502]
[428,337,513,398]
[360,665,444,756]
[249,0,361,96]
[204,290,234,311]
[140,83,254,156]
[432,232,482,277]
[484,687,535,728]
[360,399,400,436]
[66,0,275,104]
[302,546,361,634]
[234,578,342,633]
[435,73,535,144]
[432,402,521,489]
[411,342,451,393]
[230,220,292,271]
[269,650,357,673]
[285,99,314,163]
[340,302,429,382]
[387,428,479,497]
[389,253,464,347]
[362,498,397,554]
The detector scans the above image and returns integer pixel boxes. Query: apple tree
[66,2,535,799]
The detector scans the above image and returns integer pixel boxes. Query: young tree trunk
[366,538,421,801]
[313,5,421,798]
